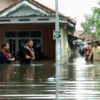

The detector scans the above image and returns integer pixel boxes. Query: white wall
[61,28,70,58]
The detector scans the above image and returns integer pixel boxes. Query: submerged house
[0,0,77,60]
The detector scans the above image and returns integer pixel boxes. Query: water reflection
[0,61,55,83]
[60,54,100,100]
[0,61,56,99]
[0,55,100,99]
[0,64,14,82]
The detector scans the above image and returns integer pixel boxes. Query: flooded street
[0,54,100,100]
[0,0,98,100]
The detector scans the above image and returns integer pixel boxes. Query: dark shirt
[18,46,33,64]
[0,51,12,64]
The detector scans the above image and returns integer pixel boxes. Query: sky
[36,0,98,30]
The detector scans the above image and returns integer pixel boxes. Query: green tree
[81,6,100,40]
[81,22,88,33]
[81,14,95,34]
[92,7,100,37]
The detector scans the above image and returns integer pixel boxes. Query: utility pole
[55,0,60,61]
[55,0,60,100]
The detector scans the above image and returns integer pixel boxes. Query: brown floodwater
[0,54,100,100]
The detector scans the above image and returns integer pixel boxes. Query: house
[77,30,83,37]
[0,0,76,59]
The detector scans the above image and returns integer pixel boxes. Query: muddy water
[0,55,100,100]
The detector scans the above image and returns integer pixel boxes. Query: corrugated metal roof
[0,0,66,17]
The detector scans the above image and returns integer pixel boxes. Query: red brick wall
[0,24,55,58]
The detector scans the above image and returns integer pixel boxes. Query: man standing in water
[18,38,35,64]
[88,41,100,62]
[0,43,15,64]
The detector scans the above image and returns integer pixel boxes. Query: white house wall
[61,28,70,58]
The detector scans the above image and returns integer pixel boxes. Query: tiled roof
[77,30,83,36]
[67,18,77,24]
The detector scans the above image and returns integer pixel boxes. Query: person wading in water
[17,38,35,65]
[0,43,15,64]
[88,41,100,62]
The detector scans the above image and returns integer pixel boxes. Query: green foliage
[81,6,100,40]
[81,14,95,34]
[93,7,100,15]
[97,18,100,27]
[97,28,100,36]
[81,22,88,33]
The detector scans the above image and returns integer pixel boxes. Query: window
[5,30,42,55]
[30,31,42,37]
[18,31,29,37]
[5,31,17,37]
[5,31,42,38]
